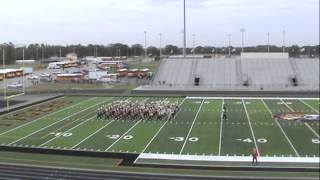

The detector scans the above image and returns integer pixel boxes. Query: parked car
[7,82,23,88]
[40,73,51,78]
[52,71,62,75]
[27,74,39,80]
[40,76,52,82]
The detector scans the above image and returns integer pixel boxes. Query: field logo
[274,112,320,121]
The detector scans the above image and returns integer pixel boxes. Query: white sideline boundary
[137,153,319,163]
[186,97,319,100]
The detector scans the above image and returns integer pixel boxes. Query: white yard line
[39,116,97,147]
[69,97,134,149]
[103,97,171,152]
[38,97,114,147]
[218,99,224,156]
[8,98,111,146]
[281,99,319,138]
[138,97,187,157]
[241,99,259,156]
[71,120,116,149]
[179,99,204,155]
[299,100,319,113]
[261,99,300,157]
[140,121,168,154]
[280,99,295,111]
[0,97,96,136]
[105,120,142,151]
[103,97,151,152]
[304,123,320,138]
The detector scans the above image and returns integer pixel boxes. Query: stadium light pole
[183,0,187,58]
[267,32,270,53]
[159,33,162,59]
[2,49,6,100]
[41,46,44,60]
[228,34,231,58]
[240,28,245,53]
[144,31,147,57]
[192,34,195,56]
[22,47,25,60]
[93,47,97,57]
[22,46,25,93]
[282,30,286,52]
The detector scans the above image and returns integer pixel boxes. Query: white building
[66,53,78,61]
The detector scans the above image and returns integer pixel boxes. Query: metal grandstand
[137,53,319,92]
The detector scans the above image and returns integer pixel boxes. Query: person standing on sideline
[252,147,258,165]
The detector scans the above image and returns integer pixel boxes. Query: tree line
[0,42,319,65]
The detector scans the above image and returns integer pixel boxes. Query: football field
[0,96,319,167]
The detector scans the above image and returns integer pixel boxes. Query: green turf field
[0,96,319,167]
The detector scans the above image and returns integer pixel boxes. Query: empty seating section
[242,59,294,88]
[152,58,319,90]
[293,59,319,88]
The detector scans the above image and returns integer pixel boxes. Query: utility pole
[36,47,39,60]
[267,32,270,53]
[282,30,286,52]
[159,33,162,59]
[183,0,187,58]
[41,46,44,60]
[192,34,195,57]
[94,47,98,57]
[22,47,25,60]
[22,47,25,93]
[144,31,147,57]
[240,28,246,53]
[228,34,231,57]
[2,49,6,100]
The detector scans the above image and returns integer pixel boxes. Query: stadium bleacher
[146,56,319,91]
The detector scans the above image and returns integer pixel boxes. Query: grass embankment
[127,60,160,72]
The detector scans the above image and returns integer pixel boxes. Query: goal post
[2,48,26,112]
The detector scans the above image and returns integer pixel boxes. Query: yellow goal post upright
[2,48,25,112]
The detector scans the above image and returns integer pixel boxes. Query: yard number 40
[236,138,267,143]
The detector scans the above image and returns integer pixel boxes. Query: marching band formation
[96,100,180,121]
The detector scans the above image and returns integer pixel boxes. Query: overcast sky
[0,0,319,47]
